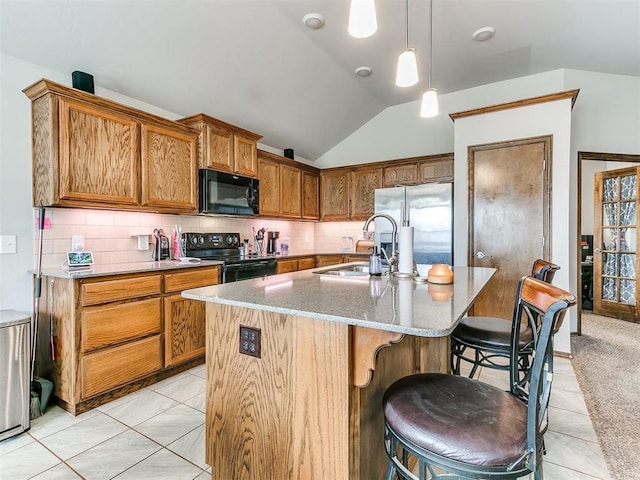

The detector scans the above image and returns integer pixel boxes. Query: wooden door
[593,167,639,321]
[469,136,551,319]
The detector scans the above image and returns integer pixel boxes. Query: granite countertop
[37,251,366,280]
[40,259,223,279]
[182,264,496,337]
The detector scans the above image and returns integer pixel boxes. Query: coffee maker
[267,231,279,254]
[153,228,170,260]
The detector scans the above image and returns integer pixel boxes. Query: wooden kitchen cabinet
[383,163,418,187]
[320,170,350,221]
[276,256,316,274]
[23,78,199,213]
[163,267,220,367]
[258,154,281,216]
[419,155,454,183]
[37,265,220,415]
[178,113,262,178]
[320,167,380,221]
[140,122,198,211]
[55,97,139,206]
[315,255,346,267]
[302,170,320,220]
[258,149,319,220]
[350,167,381,220]
[280,164,302,218]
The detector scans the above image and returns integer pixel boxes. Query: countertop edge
[182,289,454,337]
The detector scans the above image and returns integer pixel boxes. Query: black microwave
[199,169,259,215]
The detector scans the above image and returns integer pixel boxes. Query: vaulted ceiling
[2,0,639,160]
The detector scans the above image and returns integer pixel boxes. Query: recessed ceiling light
[303,13,325,29]
[472,26,496,41]
[355,66,372,77]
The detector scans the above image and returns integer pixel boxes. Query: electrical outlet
[239,325,261,358]
[71,235,85,251]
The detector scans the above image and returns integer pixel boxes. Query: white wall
[316,70,567,168]
[453,98,574,352]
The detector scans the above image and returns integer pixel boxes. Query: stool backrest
[509,276,575,473]
[531,258,560,283]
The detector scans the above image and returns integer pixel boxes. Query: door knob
[475,251,489,259]
[594,248,601,254]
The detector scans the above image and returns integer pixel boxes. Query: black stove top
[182,232,276,263]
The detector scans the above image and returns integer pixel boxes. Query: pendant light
[395,0,418,87]
[420,0,439,117]
[348,0,377,38]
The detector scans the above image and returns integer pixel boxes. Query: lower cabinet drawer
[81,275,162,306]
[297,257,316,270]
[82,334,162,398]
[277,259,298,274]
[81,298,161,352]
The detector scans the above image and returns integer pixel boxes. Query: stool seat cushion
[452,317,532,350]
[383,373,527,467]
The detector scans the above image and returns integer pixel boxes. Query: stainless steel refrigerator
[374,184,453,265]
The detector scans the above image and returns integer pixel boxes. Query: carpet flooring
[572,313,640,480]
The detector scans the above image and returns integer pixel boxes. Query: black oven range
[182,232,277,283]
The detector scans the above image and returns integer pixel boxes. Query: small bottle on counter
[369,247,382,276]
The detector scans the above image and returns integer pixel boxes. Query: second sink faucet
[363,214,399,274]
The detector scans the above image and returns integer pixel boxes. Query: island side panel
[416,336,451,373]
[205,303,350,480]
[349,332,423,480]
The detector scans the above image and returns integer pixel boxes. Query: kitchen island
[183,264,495,480]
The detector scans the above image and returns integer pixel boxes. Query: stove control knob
[198,236,204,244]
[190,236,198,245]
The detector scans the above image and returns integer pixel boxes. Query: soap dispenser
[369,247,382,276]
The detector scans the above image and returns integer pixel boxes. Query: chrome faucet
[363,214,399,274]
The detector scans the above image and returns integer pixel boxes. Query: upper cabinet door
[59,97,139,205]
[258,156,281,216]
[204,124,234,173]
[234,135,258,178]
[320,171,350,221]
[350,168,382,220]
[302,171,320,220]
[140,122,198,212]
[280,164,301,218]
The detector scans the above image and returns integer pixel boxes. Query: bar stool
[450,259,560,387]
[382,276,575,480]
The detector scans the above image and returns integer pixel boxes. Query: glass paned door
[594,167,640,321]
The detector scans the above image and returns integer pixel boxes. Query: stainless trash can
[0,310,31,441]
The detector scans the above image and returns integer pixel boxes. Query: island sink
[313,262,389,277]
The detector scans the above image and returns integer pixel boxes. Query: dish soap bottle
[369,247,382,276]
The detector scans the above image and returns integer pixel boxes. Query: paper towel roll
[398,226,414,274]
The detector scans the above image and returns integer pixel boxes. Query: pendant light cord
[428,0,433,88]
[405,0,409,50]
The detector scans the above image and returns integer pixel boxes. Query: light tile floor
[0,359,611,480]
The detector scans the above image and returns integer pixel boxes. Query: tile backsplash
[34,208,369,269]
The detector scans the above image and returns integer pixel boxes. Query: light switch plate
[0,235,17,254]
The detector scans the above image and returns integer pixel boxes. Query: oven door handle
[226,260,273,270]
